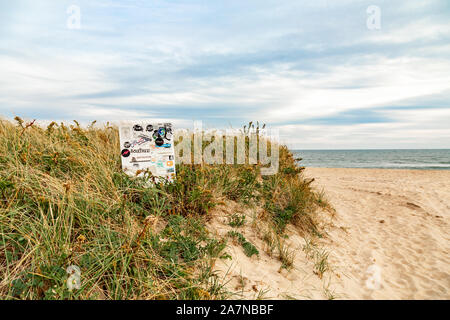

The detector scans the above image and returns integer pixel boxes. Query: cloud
[0,0,449,148]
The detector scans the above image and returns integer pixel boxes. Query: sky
[1,0,450,149]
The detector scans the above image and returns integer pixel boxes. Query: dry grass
[0,118,326,299]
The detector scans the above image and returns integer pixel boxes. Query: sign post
[118,121,176,182]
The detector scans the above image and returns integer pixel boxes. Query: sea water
[291,149,450,170]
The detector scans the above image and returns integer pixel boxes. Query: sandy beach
[212,168,450,299]
[307,168,450,299]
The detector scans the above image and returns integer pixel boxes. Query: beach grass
[0,118,326,299]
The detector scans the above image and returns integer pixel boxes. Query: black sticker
[121,149,131,157]
[146,124,153,132]
[133,124,143,131]
[124,141,131,148]
[155,137,164,146]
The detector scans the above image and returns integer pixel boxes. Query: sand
[306,168,450,299]
[211,168,450,300]
[209,202,328,300]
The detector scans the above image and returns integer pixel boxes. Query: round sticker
[121,149,131,157]
[155,137,164,146]
[124,141,131,148]
[166,161,174,167]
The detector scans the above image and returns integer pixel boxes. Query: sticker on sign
[118,121,176,182]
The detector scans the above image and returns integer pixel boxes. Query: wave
[294,150,450,170]
[381,163,450,168]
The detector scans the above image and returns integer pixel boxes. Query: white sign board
[118,122,176,182]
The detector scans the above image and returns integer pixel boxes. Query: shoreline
[293,149,450,172]
[303,166,450,171]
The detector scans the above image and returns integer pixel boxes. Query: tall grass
[0,118,325,299]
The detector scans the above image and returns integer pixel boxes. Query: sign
[118,121,176,182]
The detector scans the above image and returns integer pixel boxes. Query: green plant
[0,118,326,300]
[228,214,246,228]
[313,249,330,279]
[302,238,330,279]
[276,239,295,270]
[227,231,259,257]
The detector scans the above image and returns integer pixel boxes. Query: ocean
[291,149,450,170]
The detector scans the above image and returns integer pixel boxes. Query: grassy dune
[0,118,326,299]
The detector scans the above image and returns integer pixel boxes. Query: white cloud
[263,57,450,121]
[279,121,450,150]
[1,0,450,149]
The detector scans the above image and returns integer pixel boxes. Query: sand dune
[212,168,450,299]
[307,168,450,299]
[209,202,328,299]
